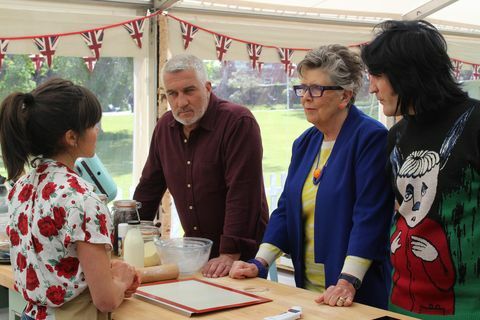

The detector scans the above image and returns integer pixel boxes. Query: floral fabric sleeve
[61,175,113,254]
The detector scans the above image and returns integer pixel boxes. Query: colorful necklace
[312,152,327,185]
[312,141,332,185]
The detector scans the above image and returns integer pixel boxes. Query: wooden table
[0,264,417,320]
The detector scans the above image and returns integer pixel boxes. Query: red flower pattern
[46,285,66,305]
[26,264,40,291]
[17,212,29,235]
[38,173,47,184]
[9,161,113,319]
[36,305,47,319]
[16,252,27,271]
[36,163,48,173]
[37,216,58,237]
[53,206,66,229]
[67,176,86,193]
[9,228,20,246]
[96,214,108,236]
[55,257,79,279]
[41,182,57,200]
[63,235,71,248]
[18,184,33,202]
[8,185,16,201]
[32,235,43,253]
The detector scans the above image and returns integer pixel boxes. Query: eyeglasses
[293,84,343,98]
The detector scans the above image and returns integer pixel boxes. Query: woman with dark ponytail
[0,78,139,320]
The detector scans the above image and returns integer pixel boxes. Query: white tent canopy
[163,0,480,64]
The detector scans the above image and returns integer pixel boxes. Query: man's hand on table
[202,253,240,278]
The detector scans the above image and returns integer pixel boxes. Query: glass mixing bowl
[154,237,212,275]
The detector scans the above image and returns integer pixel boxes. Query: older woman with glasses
[230,44,394,309]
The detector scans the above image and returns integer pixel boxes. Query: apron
[55,288,110,320]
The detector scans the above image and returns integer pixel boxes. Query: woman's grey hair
[297,44,364,102]
[161,54,208,85]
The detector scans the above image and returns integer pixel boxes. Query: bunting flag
[452,59,463,80]
[471,64,480,80]
[29,54,45,72]
[257,61,264,74]
[83,56,98,73]
[33,36,59,68]
[247,43,263,70]
[81,29,104,59]
[123,18,145,48]
[0,12,478,78]
[180,21,199,50]
[0,39,9,70]
[288,64,296,78]
[214,34,232,62]
[277,48,294,74]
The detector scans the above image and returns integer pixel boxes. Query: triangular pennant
[214,34,232,62]
[33,36,59,68]
[451,59,463,80]
[83,56,98,73]
[288,64,296,78]
[123,18,145,48]
[277,48,294,74]
[180,21,199,50]
[0,39,9,70]
[247,43,263,70]
[471,64,480,80]
[29,54,45,72]
[257,61,264,75]
[81,29,104,59]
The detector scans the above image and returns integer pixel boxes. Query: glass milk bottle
[123,220,144,268]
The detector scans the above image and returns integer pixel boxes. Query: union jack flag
[33,36,59,68]
[0,39,9,70]
[451,59,463,80]
[257,62,264,74]
[83,56,98,73]
[247,43,262,70]
[81,29,104,59]
[29,54,45,73]
[471,64,480,80]
[124,18,145,48]
[277,48,294,74]
[288,64,296,78]
[214,34,232,62]
[180,21,199,50]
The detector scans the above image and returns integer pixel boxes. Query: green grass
[100,113,134,134]
[97,113,134,199]
[252,110,311,181]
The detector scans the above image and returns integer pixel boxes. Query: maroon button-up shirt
[133,93,269,259]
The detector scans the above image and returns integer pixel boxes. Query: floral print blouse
[6,159,112,320]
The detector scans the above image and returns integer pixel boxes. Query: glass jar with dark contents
[111,200,141,255]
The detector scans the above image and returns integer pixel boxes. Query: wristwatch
[338,273,362,290]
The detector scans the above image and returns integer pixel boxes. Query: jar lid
[127,220,140,225]
[113,200,139,208]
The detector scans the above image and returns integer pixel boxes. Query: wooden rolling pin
[138,264,179,283]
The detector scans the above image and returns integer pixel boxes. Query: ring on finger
[336,296,346,306]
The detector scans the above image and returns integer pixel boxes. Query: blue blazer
[263,105,393,309]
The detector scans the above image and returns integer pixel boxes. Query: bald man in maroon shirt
[134,54,269,278]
